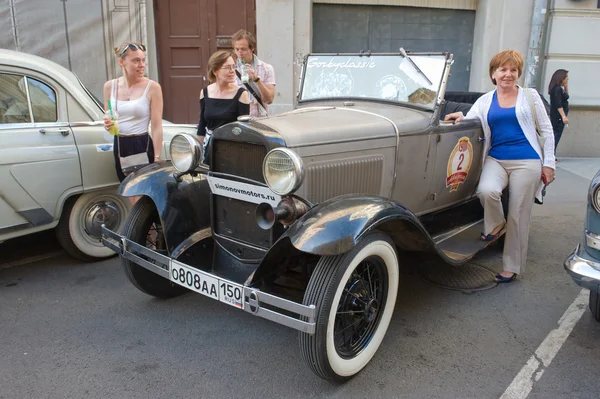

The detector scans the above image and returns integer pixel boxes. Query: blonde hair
[207,50,234,83]
[488,50,524,85]
[114,43,146,59]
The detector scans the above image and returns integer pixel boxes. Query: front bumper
[102,226,316,334]
[564,242,600,292]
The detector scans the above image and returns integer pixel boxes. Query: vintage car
[102,51,498,380]
[0,49,196,261]
[564,169,600,322]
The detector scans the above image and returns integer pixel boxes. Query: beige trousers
[476,157,542,274]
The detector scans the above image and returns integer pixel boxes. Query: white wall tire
[299,232,399,381]
[56,190,131,262]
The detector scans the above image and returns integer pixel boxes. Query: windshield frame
[297,51,451,111]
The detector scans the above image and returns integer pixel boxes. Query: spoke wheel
[299,232,399,381]
[121,197,186,298]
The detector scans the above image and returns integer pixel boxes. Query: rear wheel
[121,197,187,298]
[56,191,130,262]
[299,232,399,381]
[589,290,600,323]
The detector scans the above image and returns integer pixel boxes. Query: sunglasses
[118,43,146,58]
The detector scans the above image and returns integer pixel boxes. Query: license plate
[169,260,244,309]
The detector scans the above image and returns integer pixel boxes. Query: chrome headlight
[263,148,304,195]
[169,134,202,173]
[592,184,600,213]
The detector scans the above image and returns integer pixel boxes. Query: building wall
[542,0,600,157]
[0,0,153,101]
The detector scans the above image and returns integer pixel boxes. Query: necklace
[121,78,139,101]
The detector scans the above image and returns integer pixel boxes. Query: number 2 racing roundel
[446,137,473,192]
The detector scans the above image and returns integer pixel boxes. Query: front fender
[118,163,211,254]
[283,195,432,256]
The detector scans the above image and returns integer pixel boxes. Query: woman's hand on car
[444,112,464,124]
[542,166,555,185]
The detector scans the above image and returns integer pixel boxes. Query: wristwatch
[253,76,261,83]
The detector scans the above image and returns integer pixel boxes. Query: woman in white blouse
[444,50,555,283]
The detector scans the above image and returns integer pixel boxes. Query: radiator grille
[212,140,266,182]
[305,156,384,204]
[213,196,272,248]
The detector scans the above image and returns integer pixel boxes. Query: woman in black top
[197,50,250,164]
[548,69,569,155]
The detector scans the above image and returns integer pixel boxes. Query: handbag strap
[235,69,268,115]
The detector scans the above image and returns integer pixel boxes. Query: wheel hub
[364,298,379,322]
[84,202,121,239]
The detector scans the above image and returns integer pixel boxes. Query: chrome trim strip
[23,75,34,123]
[586,230,600,251]
[69,121,104,127]
[433,219,482,245]
[0,221,31,235]
[336,107,400,197]
[101,226,316,334]
[170,228,212,260]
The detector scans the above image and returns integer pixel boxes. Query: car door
[0,71,81,235]
[428,119,485,211]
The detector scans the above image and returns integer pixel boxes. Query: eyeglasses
[220,65,236,71]
[118,43,146,58]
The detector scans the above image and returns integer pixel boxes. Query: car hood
[254,103,432,148]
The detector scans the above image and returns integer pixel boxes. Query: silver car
[0,49,196,261]
[103,51,494,380]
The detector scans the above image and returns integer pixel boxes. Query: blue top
[487,92,539,161]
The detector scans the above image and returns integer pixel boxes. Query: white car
[0,49,196,261]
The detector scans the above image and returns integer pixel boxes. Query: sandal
[494,273,517,283]
[480,225,506,241]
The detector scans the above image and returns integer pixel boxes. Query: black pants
[553,122,565,154]
[113,134,154,182]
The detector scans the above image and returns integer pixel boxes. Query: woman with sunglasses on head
[102,42,164,182]
[197,50,250,164]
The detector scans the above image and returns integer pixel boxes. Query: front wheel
[589,290,600,323]
[299,232,399,381]
[121,196,187,298]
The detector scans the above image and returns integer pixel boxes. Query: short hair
[231,29,257,51]
[207,50,234,83]
[488,50,524,85]
[548,69,568,94]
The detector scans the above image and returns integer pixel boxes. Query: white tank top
[110,79,153,136]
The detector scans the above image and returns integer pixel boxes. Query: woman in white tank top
[102,42,164,182]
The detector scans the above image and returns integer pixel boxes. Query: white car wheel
[56,190,130,261]
[299,232,399,381]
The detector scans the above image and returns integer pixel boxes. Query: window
[27,77,57,123]
[0,73,31,124]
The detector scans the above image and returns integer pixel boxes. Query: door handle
[38,128,70,136]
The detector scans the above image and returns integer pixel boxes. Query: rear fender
[119,163,211,254]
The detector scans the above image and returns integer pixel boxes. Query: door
[429,121,485,210]
[0,72,81,235]
[154,0,256,123]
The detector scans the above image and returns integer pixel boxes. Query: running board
[433,219,503,263]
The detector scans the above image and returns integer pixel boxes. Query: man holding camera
[231,29,276,117]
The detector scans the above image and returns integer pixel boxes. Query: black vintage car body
[103,51,501,381]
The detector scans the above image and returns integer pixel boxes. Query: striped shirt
[236,55,276,117]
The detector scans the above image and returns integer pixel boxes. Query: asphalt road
[1,158,599,399]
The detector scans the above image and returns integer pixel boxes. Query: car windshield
[299,53,448,109]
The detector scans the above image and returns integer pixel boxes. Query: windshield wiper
[399,47,432,86]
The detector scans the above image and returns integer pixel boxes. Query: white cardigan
[461,86,556,201]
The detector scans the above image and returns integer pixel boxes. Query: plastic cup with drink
[106,99,119,136]
[241,64,249,84]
